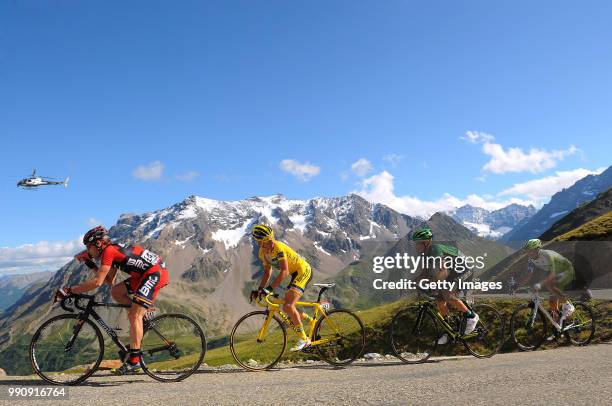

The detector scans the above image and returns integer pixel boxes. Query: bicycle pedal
[300,346,315,354]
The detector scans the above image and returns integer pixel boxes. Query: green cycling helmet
[523,238,542,250]
[412,227,433,241]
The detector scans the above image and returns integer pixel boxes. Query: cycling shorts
[124,265,169,309]
[287,264,312,293]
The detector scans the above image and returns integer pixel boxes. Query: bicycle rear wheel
[30,314,104,385]
[140,314,206,382]
[462,304,504,358]
[564,302,595,346]
[314,309,365,366]
[390,306,438,364]
[510,303,547,351]
[230,311,287,371]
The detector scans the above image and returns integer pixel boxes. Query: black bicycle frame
[62,295,130,356]
[61,294,176,360]
[416,300,473,341]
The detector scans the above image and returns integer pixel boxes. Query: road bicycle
[390,292,504,363]
[230,283,365,370]
[510,288,595,351]
[30,294,206,385]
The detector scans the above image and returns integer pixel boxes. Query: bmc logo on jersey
[126,258,150,271]
[139,276,159,296]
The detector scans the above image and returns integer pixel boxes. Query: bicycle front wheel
[314,309,365,366]
[564,302,595,346]
[462,304,504,358]
[390,306,438,364]
[510,303,547,351]
[230,311,287,371]
[140,314,206,382]
[30,314,104,385]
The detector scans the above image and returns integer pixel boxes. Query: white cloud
[351,158,373,177]
[460,131,494,144]
[87,217,101,226]
[499,167,606,200]
[462,131,578,174]
[0,239,82,275]
[132,161,164,181]
[383,153,404,167]
[279,159,321,182]
[176,171,200,182]
[355,171,535,219]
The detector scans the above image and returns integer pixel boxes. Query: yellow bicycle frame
[255,292,341,347]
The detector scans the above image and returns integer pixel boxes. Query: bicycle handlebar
[58,294,95,313]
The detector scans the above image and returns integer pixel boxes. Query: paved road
[1,344,611,405]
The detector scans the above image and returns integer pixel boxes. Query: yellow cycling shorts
[287,264,312,293]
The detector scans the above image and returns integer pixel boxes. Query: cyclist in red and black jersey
[55,225,169,375]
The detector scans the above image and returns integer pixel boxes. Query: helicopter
[17,169,69,189]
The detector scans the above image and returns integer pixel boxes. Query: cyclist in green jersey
[412,227,479,344]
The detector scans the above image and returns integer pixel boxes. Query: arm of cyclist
[70,264,111,294]
[269,258,289,291]
[251,262,274,302]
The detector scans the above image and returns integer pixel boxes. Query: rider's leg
[111,281,132,305]
[436,299,449,317]
[282,289,308,340]
[128,304,147,352]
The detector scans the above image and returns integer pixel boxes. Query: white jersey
[528,249,573,275]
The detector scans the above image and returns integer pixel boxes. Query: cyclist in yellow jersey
[250,224,313,351]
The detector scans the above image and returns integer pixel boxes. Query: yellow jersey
[258,240,310,273]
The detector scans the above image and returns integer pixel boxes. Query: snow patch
[550,211,568,219]
[212,220,253,249]
[289,214,307,232]
[174,234,195,247]
[313,242,331,256]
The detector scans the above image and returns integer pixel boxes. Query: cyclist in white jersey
[519,239,575,326]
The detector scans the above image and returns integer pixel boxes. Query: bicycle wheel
[30,314,104,385]
[462,304,504,358]
[140,314,206,382]
[314,309,365,366]
[390,306,438,364]
[564,302,595,346]
[230,311,287,371]
[510,303,547,351]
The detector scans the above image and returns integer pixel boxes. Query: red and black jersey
[101,244,164,275]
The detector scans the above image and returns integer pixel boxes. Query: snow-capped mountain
[503,165,612,242]
[0,193,418,350]
[449,203,536,239]
[112,193,414,260]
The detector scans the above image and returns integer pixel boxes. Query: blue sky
[1,1,611,272]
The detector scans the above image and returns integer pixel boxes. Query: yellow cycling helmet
[252,224,274,241]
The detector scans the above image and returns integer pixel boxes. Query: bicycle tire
[140,313,207,382]
[314,309,365,366]
[510,303,547,351]
[390,306,438,364]
[230,311,287,371]
[462,304,504,358]
[564,302,595,346]
[30,314,104,385]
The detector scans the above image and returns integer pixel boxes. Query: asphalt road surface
[1,344,611,405]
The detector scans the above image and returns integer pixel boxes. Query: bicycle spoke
[140,314,206,382]
[231,311,287,370]
[511,303,547,351]
[315,309,365,366]
[30,315,103,385]
[390,306,437,364]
